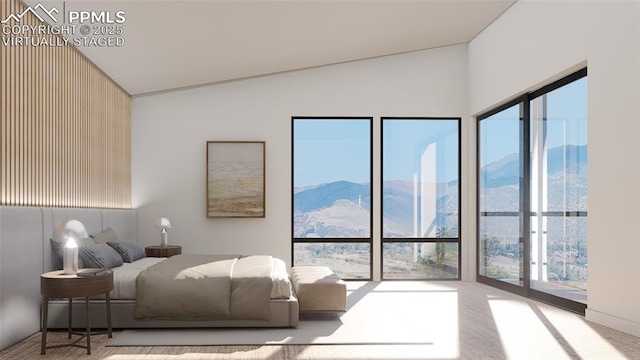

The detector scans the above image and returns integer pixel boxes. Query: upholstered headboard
[41,208,138,272]
[0,206,137,350]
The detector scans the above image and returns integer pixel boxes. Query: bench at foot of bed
[289,266,346,312]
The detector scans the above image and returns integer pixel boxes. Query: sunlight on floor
[333,281,461,359]
[489,296,570,359]
[488,295,629,360]
[537,304,628,359]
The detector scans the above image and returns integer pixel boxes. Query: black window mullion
[521,96,532,292]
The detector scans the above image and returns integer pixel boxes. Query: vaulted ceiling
[25,0,515,95]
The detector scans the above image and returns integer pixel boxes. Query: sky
[382,120,458,183]
[480,77,587,167]
[293,118,459,187]
[294,119,371,188]
[294,77,587,188]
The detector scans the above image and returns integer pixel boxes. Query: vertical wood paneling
[1,0,131,208]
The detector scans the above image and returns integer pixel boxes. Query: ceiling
[26,0,515,96]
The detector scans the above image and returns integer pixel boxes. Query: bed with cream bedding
[110,256,292,301]
[45,254,299,329]
[99,254,297,326]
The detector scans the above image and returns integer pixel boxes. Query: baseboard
[585,309,640,337]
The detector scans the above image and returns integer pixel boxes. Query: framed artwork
[206,141,265,218]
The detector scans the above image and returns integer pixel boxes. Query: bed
[38,208,299,329]
[94,254,298,327]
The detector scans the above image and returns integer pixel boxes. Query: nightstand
[145,245,182,257]
[40,269,113,355]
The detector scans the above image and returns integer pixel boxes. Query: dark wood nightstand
[40,269,113,355]
[145,245,182,258]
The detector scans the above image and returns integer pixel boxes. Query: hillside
[294,144,586,239]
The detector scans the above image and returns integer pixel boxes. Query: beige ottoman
[290,266,347,312]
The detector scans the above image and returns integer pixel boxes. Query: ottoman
[290,266,347,312]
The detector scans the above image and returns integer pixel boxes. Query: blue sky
[480,77,587,167]
[294,77,587,188]
[294,119,370,188]
[382,119,459,183]
[293,118,459,187]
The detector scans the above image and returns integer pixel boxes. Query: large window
[382,118,461,279]
[292,117,372,280]
[478,103,523,285]
[477,68,587,313]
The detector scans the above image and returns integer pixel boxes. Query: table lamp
[155,217,172,247]
[52,219,87,275]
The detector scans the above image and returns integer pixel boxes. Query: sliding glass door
[478,102,526,290]
[529,75,588,306]
[477,69,588,313]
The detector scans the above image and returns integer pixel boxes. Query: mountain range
[294,145,587,238]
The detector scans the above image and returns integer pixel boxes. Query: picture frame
[206,141,265,218]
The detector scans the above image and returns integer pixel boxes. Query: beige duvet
[135,254,273,320]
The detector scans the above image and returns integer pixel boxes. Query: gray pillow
[78,244,123,269]
[91,227,119,244]
[107,241,146,263]
[50,237,96,269]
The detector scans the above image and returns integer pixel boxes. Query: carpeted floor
[1,281,639,360]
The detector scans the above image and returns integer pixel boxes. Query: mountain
[294,180,370,212]
[480,144,588,212]
[293,144,586,238]
[293,179,458,238]
[480,144,587,188]
[547,144,587,175]
[294,199,370,238]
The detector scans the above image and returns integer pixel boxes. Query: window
[292,117,372,280]
[478,103,523,285]
[477,68,587,313]
[382,118,461,279]
[530,74,588,301]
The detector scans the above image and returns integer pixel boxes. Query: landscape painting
[206,141,265,218]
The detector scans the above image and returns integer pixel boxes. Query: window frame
[380,117,462,281]
[476,68,588,314]
[291,116,374,280]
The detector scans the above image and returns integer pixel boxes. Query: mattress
[109,256,292,300]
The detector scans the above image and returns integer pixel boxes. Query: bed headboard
[0,206,137,350]
[41,208,138,272]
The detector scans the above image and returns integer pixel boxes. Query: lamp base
[161,230,168,247]
[62,248,78,275]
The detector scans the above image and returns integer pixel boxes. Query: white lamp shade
[155,217,172,229]
[52,220,88,242]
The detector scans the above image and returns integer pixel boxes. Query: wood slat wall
[0,0,131,208]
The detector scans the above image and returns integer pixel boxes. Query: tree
[481,234,498,271]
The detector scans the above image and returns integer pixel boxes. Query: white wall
[132,45,470,281]
[469,1,640,336]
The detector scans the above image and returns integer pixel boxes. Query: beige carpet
[108,287,432,346]
[3,281,638,360]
